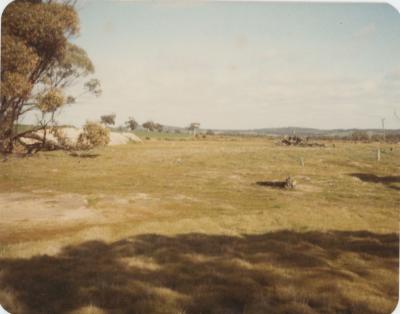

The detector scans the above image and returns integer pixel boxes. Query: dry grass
[0,137,398,313]
[0,231,397,314]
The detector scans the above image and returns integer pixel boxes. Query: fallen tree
[16,122,110,156]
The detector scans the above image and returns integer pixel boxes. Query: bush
[50,127,73,149]
[77,122,110,150]
[206,129,215,135]
[100,114,116,126]
[351,131,369,142]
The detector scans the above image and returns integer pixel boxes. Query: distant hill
[162,126,400,137]
[213,127,400,137]
[18,123,400,138]
[146,125,400,137]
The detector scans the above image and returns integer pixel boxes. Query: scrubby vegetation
[76,122,110,150]
[0,137,398,313]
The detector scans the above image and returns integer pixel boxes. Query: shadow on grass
[0,230,398,314]
[350,173,400,191]
[69,152,100,159]
[256,181,287,189]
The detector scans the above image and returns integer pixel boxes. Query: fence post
[377,148,381,162]
[300,157,304,167]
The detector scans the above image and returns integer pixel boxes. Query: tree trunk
[0,112,15,153]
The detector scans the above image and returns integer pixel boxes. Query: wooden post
[300,157,304,167]
[377,148,381,162]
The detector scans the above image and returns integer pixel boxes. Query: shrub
[100,114,116,126]
[50,127,73,149]
[351,130,369,142]
[125,117,139,131]
[206,129,215,135]
[77,122,110,150]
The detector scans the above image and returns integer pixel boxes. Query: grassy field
[0,136,399,314]
[132,129,192,140]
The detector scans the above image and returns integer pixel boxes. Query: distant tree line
[99,114,205,136]
[98,114,164,132]
[142,121,163,132]
[303,131,400,143]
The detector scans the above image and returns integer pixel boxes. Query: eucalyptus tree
[1,0,101,153]
[125,117,139,131]
[100,114,116,126]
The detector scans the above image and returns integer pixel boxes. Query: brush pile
[281,136,325,147]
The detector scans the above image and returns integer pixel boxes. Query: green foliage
[62,43,94,74]
[206,129,215,135]
[1,71,33,100]
[142,121,163,132]
[36,89,65,113]
[100,114,116,126]
[188,122,200,131]
[66,95,76,104]
[142,121,155,131]
[351,130,369,142]
[1,1,79,63]
[154,123,163,132]
[84,78,102,97]
[0,0,100,153]
[77,122,110,150]
[1,34,38,100]
[125,117,139,131]
[49,126,73,150]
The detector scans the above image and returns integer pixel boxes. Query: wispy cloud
[385,67,400,82]
[43,2,400,129]
[353,23,376,39]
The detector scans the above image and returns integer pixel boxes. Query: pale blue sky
[54,1,400,129]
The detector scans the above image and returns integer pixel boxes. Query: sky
[40,1,400,129]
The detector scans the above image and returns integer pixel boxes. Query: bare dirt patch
[0,192,102,225]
